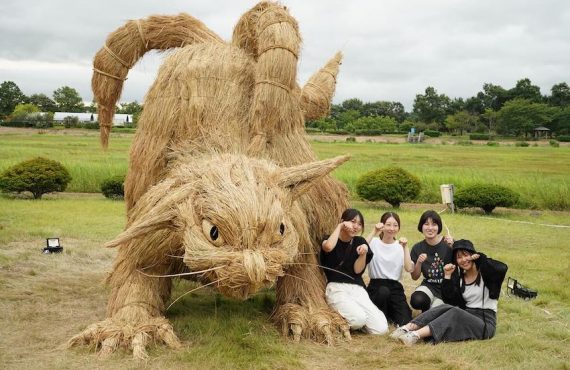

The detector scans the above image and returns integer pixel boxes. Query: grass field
[1,128,569,210]
[0,128,569,369]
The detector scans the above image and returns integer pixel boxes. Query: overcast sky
[1,0,569,111]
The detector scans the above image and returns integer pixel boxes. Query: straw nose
[243,250,266,284]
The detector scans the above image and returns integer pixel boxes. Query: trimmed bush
[356,166,421,208]
[101,175,125,199]
[515,141,530,147]
[0,157,71,199]
[455,183,519,214]
[556,135,570,142]
[470,133,492,140]
[549,139,559,148]
[345,136,356,142]
[487,141,499,147]
[63,116,80,128]
[423,130,441,137]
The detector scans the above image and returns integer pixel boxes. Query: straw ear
[276,155,350,199]
[300,51,343,121]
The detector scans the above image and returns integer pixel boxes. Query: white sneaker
[399,331,421,346]
[389,326,409,340]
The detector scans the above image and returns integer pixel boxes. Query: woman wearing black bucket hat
[390,239,508,345]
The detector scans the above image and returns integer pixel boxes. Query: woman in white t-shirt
[365,212,414,326]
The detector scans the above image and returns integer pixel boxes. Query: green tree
[0,157,72,199]
[412,86,451,128]
[481,108,498,134]
[455,184,519,214]
[481,83,509,111]
[508,78,543,103]
[444,110,478,135]
[356,167,421,208]
[496,98,554,136]
[53,86,84,112]
[341,98,364,113]
[11,103,40,120]
[336,109,360,130]
[28,93,58,113]
[551,106,570,135]
[0,81,27,118]
[549,82,570,107]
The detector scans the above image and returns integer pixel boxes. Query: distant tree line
[2,78,569,137]
[307,78,570,137]
[0,81,142,125]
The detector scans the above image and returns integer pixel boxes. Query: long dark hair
[379,211,400,240]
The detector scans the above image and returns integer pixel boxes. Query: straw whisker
[285,262,354,280]
[167,277,228,310]
[137,265,226,279]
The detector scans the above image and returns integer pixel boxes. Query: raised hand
[356,244,369,255]
[417,253,427,264]
[374,222,384,234]
[398,237,408,248]
[444,263,456,278]
[443,235,454,247]
[470,253,480,261]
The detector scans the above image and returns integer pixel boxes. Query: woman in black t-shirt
[409,210,454,312]
[321,208,388,334]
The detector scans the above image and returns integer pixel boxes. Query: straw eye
[202,219,224,247]
[279,223,285,236]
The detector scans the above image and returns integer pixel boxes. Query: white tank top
[463,279,498,312]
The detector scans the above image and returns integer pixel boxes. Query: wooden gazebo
[534,126,551,139]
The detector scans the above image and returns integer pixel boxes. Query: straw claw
[67,316,181,360]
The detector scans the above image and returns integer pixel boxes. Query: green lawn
[1,130,569,210]
[0,194,569,369]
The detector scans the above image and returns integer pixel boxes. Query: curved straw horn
[300,51,343,121]
[92,14,223,148]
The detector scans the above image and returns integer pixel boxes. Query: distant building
[52,112,133,127]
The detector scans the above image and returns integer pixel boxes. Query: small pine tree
[455,184,519,214]
[356,166,421,208]
[0,157,72,199]
[101,175,125,199]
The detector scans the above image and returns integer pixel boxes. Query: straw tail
[276,155,350,199]
[92,14,223,148]
[300,52,343,121]
[232,2,302,155]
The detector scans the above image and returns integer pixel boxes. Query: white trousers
[325,282,388,334]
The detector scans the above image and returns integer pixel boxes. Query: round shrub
[455,183,519,214]
[0,157,71,199]
[356,166,421,208]
[101,175,125,199]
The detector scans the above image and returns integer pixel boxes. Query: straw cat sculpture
[69,2,351,358]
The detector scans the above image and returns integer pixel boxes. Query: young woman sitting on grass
[409,210,454,312]
[365,211,414,326]
[321,208,388,334]
[391,239,508,345]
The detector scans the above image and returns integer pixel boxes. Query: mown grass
[1,130,569,210]
[0,194,568,369]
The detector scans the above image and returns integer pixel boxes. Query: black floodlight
[43,237,63,254]
[507,277,537,300]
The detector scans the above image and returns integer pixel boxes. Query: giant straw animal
[68,2,351,359]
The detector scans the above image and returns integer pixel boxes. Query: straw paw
[67,315,181,360]
[273,303,350,345]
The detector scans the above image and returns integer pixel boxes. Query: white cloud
[1,0,569,111]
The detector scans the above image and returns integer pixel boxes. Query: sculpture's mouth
[184,249,290,300]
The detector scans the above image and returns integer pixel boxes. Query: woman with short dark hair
[409,210,453,312]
